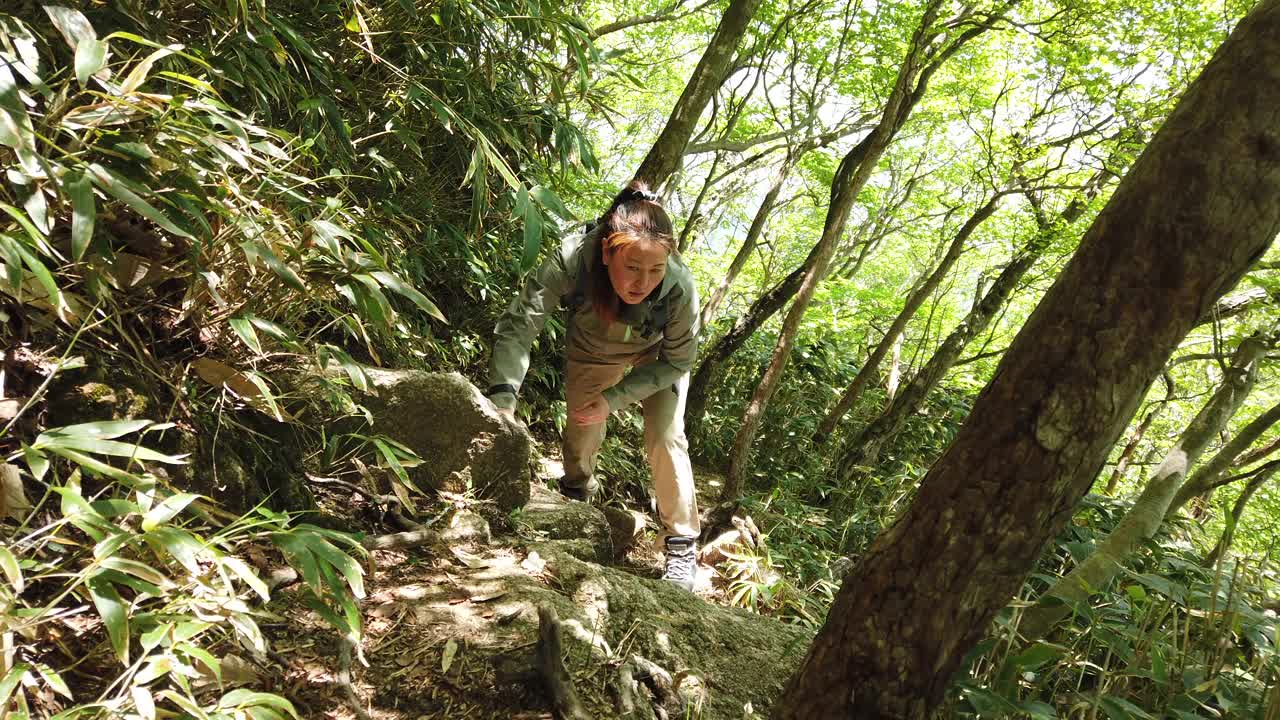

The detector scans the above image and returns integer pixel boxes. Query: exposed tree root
[536,604,593,720]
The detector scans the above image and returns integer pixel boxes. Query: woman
[486,182,700,591]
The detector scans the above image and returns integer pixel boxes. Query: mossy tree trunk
[774,2,1280,715]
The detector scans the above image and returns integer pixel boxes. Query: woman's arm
[487,241,576,409]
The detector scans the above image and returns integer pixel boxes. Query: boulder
[602,505,648,558]
[518,484,612,563]
[361,370,531,512]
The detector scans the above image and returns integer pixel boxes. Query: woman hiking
[486,181,701,591]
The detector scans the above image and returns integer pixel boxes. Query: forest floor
[254,447,738,720]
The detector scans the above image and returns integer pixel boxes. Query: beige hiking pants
[562,346,700,540]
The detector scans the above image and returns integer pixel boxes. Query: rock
[440,509,491,545]
[517,484,612,563]
[602,506,648,557]
[360,370,531,512]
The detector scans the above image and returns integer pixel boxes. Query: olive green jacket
[487,232,700,412]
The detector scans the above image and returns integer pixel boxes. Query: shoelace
[664,548,696,581]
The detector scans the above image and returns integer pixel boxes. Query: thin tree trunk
[1168,399,1280,516]
[633,0,763,190]
[677,152,723,253]
[685,255,810,439]
[774,3,1280,714]
[701,158,793,325]
[833,170,1113,476]
[1017,335,1267,642]
[1105,402,1164,494]
[721,0,962,506]
[884,332,904,401]
[1203,459,1280,566]
[814,194,1004,441]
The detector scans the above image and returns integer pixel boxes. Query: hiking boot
[559,477,599,503]
[662,535,697,592]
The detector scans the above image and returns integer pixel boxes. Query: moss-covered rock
[518,483,612,562]
[359,370,531,512]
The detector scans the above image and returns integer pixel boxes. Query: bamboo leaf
[0,663,30,710]
[230,317,263,354]
[75,39,108,85]
[239,240,304,291]
[0,544,23,594]
[41,420,151,441]
[141,492,201,531]
[87,574,130,663]
[65,170,95,261]
[221,556,269,602]
[302,533,365,599]
[370,270,446,323]
[88,164,194,240]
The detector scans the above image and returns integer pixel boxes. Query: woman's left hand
[570,395,610,426]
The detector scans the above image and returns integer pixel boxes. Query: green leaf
[271,533,321,592]
[87,575,129,663]
[1098,695,1156,719]
[75,39,108,85]
[352,274,395,327]
[521,200,543,271]
[22,445,48,483]
[88,164,194,240]
[1010,642,1066,671]
[39,436,185,464]
[241,371,286,422]
[303,533,365,599]
[141,493,201,531]
[100,557,169,588]
[1020,700,1057,719]
[530,185,572,219]
[0,544,23,594]
[308,219,350,256]
[47,446,145,484]
[33,663,72,700]
[119,47,177,95]
[230,317,263,354]
[43,419,151,441]
[239,241,304,291]
[43,7,95,48]
[221,556,270,601]
[144,526,207,575]
[65,171,95,261]
[370,271,446,323]
[218,689,299,717]
[0,663,30,710]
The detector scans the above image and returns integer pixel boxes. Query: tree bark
[1016,335,1266,643]
[774,3,1280,715]
[633,0,763,190]
[814,194,1004,441]
[721,0,961,505]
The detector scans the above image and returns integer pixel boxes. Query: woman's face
[604,238,669,305]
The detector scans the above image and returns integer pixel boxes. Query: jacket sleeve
[601,277,700,411]
[486,243,575,409]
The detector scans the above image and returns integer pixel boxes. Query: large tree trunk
[814,194,1004,442]
[633,0,763,190]
[1016,335,1267,643]
[720,0,971,505]
[774,3,1280,716]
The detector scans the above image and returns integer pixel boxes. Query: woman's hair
[588,180,676,324]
